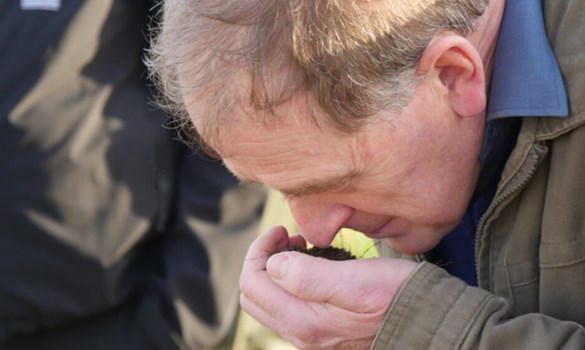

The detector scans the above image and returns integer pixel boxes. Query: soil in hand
[284,243,356,261]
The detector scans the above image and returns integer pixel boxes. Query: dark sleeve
[0,0,266,348]
[1,149,267,350]
[160,150,267,348]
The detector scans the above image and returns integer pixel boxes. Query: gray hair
[146,0,489,151]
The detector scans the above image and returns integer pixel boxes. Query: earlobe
[417,32,486,118]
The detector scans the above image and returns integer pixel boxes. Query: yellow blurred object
[258,189,300,234]
[232,189,378,350]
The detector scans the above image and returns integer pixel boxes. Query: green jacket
[373,1,585,348]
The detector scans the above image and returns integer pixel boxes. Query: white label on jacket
[21,0,61,11]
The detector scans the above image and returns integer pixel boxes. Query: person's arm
[162,149,267,348]
[373,263,585,349]
[1,292,179,350]
[240,227,585,349]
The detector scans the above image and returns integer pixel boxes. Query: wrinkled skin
[239,226,418,349]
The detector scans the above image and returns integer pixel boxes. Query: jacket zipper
[473,142,545,287]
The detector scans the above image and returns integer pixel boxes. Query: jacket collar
[487,0,568,122]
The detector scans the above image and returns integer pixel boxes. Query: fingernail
[267,253,290,281]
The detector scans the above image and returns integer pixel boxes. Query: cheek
[366,163,477,228]
[413,162,480,228]
[402,134,480,224]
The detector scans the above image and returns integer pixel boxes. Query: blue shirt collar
[487,0,568,121]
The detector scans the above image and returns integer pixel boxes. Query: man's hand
[239,226,418,350]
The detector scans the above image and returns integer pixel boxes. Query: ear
[417,32,486,117]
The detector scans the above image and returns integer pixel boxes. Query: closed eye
[279,172,357,201]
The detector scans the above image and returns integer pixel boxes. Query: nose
[287,197,354,248]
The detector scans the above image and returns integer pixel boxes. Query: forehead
[188,81,328,155]
[220,109,352,174]
[207,100,366,191]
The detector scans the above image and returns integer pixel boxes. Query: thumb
[266,253,416,313]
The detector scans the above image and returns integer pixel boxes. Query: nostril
[303,233,335,249]
[330,204,355,220]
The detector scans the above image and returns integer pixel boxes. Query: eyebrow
[241,171,357,199]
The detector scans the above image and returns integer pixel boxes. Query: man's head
[148,0,502,254]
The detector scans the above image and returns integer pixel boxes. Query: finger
[239,268,297,320]
[241,251,386,349]
[288,234,307,248]
[240,226,298,315]
[239,292,278,329]
[242,225,290,272]
[266,255,417,313]
[240,289,333,348]
[240,270,316,348]
[241,289,377,349]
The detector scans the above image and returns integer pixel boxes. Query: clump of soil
[284,243,356,261]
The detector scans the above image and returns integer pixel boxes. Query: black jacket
[0,1,266,348]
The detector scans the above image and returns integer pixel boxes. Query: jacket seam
[541,255,585,268]
[535,110,585,140]
[541,237,585,245]
[456,293,500,349]
[430,284,468,350]
[510,277,540,288]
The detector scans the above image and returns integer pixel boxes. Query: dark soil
[284,243,356,260]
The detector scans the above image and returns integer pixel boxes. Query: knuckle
[296,324,322,346]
